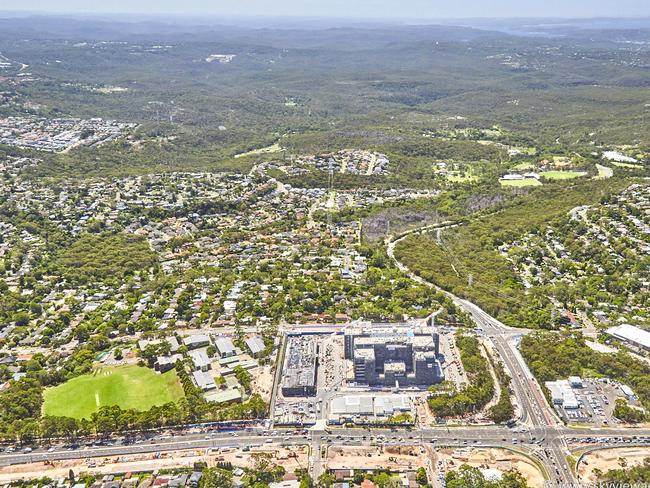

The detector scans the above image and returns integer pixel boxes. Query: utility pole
[358,219,362,246]
[327,169,335,230]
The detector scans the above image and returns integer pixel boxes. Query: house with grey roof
[192,370,216,391]
[183,334,211,349]
[189,350,211,372]
[214,336,236,358]
[245,336,265,357]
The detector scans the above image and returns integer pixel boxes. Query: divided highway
[385,223,645,486]
[1,222,647,487]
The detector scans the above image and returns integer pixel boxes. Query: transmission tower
[327,169,334,229]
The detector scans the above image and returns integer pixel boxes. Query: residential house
[214,336,236,358]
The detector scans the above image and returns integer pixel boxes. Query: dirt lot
[327,445,427,472]
[437,448,545,488]
[325,445,543,487]
[577,447,650,482]
[0,446,308,483]
[251,364,274,402]
[362,208,444,242]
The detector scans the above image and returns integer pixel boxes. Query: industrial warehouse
[606,323,650,352]
[329,394,413,424]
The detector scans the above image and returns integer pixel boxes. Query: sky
[2,0,650,19]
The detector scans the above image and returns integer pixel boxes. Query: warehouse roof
[607,324,650,350]
[331,395,411,417]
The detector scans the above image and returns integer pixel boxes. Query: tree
[244,453,285,486]
[371,472,395,488]
[416,467,428,485]
[233,365,252,393]
[446,465,529,488]
[613,399,646,424]
[317,472,336,488]
[13,311,30,327]
[295,468,314,488]
[200,468,233,488]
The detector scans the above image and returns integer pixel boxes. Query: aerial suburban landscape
[0,1,650,487]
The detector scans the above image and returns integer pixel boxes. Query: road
[1,221,648,485]
[385,223,608,486]
[3,425,650,483]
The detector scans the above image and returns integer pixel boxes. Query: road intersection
[386,223,650,486]
[0,223,647,487]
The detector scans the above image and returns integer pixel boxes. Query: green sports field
[539,170,587,180]
[500,178,542,187]
[611,161,643,169]
[512,162,535,170]
[43,365,184,419]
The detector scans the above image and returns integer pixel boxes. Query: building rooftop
[192,370,216,390]
[183,334,210,347]
[545,379,579,408]
[189,350,211,369]
[607,324,650,349]
[282,336,317,391]
[331,395,411,417]
[384,361,406,374]
[246,336,265,355]
[214,336,236,355]
[205,388,242,404]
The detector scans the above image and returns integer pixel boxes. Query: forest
[521,332,650,421]
[0,16,649,182]
[428,333,513,423]
[395,177,634,328]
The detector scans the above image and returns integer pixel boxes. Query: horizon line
[1,10,650,22]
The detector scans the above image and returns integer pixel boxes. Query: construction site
[272,316,466,427]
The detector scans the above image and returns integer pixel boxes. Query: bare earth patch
[577,447,650,483]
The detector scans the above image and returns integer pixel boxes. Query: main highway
[0,222,647,486]
[385,223,648,487]
[3,424,650,485]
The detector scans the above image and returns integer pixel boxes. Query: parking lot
[438,328,468,390]
[554,378,640,427]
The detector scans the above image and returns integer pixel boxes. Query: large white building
[607,324,650,351]
[545,380,580,409]
[329,394,412,422]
